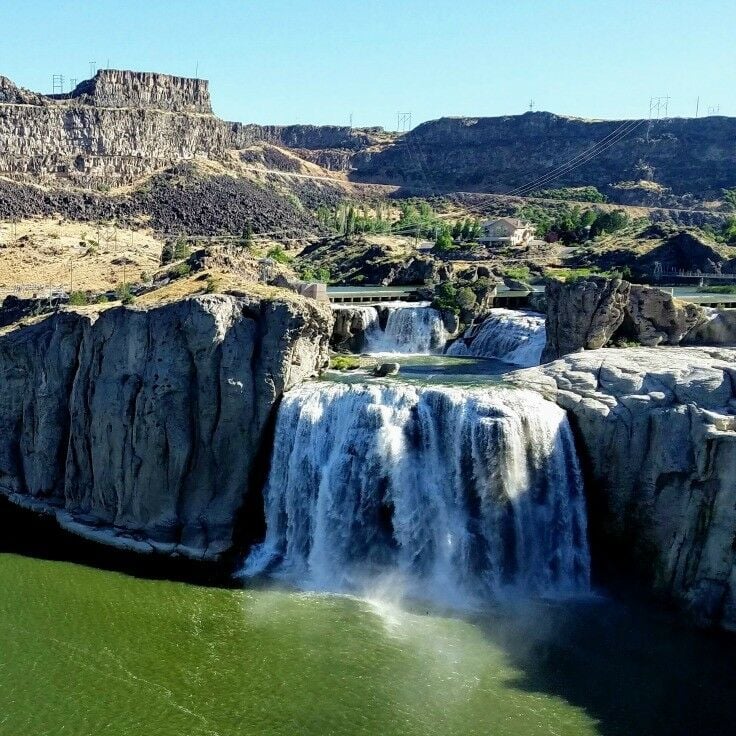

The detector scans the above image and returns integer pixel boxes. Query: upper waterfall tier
[447,309,546,367]
[364,303,449,355]
[244,382,590,603]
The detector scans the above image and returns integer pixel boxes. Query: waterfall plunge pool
[2,551,736,736]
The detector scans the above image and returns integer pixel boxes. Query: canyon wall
[351,113,736,198]
[6,70,736,201]
[509,347,736,631]
[0,293,331,559]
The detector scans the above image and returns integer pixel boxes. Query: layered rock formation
[0,293,331,559]
[352,112,736,199]
[508,347,736,630]
[542,277,630,361]
[542,277,733,360]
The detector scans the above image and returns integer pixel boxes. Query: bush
[267,245,292,264]
[68,291,88,306]
[169,262,192,279]
[456,287,477,310]
[116,283,135,305]
[330,355,361,371]
[205,276,220,293]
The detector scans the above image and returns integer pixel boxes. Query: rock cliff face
[63,70,213,113]
[352,112,736,199]
[542,278,732,360]
[542,277,630,361]
[508,347,736,631]
[0,293,331,559]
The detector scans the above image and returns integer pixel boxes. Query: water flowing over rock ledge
[507,346,736,630]
[0,293,331,560]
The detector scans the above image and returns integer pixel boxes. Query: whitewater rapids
[447,309,546,367]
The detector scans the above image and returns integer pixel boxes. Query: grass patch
[698,285,736,295]
[330,355,361,371]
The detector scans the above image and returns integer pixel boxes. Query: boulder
[622,285,707,346]
[373,362,400,377]
[0,293,331,560]
[542,277,630,361]
[508,347,736,631]
[683,309,736,346]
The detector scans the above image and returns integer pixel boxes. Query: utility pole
[529,99,534,112]
[349,112,353,129]
[695,96,700,118]
[396,112,412,133]
[647,95,670,141]
[89,61,96,78]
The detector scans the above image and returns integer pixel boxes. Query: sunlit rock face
[0,294,331,559]
[244,382,590,604]
[509,346,736,631]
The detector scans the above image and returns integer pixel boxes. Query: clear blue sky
[1,0,734,127]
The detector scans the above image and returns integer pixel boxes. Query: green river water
[2,551,736,736]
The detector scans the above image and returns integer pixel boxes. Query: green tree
[456,287,477,310]
[435,225,454,250]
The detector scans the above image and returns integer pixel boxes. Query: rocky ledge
[0,293,331,560]
[508,347,736,630]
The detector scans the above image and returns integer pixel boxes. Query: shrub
[116,283,135,305]
[267,245,293,264]
[169,262,192,279]
[68,291,88,306]
[456,287,477,310]
[205,276,220,293]
[330,355,361,371]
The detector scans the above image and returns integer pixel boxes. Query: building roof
[482,217,532,232]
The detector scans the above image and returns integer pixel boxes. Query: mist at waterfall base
[242,382,590,609]
[446,308,546,367]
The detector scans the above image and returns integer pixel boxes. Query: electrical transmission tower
[648,96,670,119]
[646,95,670,142]
[529,99,535,112]
[52,74,64,94]
[707,105,721,115]
[396,112,412,133]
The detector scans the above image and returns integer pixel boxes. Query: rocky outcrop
[542,277,630,361]
[0,293,331,559]
[330,306,377,352]
[684,309,736,346]
[64,70,213,113]
[508,347,736,631]
[623,285,707,346]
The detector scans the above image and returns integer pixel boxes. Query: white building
[479,218,535,247]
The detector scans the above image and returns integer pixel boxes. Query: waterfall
[244,382,590,604]
[447,309,546,367]
[364,303,449,355]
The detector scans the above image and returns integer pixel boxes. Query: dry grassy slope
[0,219,163,292]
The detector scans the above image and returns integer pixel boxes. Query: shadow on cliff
[0,494,235,588]
[463,594,736,736]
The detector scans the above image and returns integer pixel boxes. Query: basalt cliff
[509,347,736,631]
[2,69,736,204]
[0,293,331,559]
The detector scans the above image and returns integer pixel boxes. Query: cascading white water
[244,382,590,604]
[363,302,449,354]
[447,309,546,367]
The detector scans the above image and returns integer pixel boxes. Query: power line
[501,117,640,196]
[504,118,646,197]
